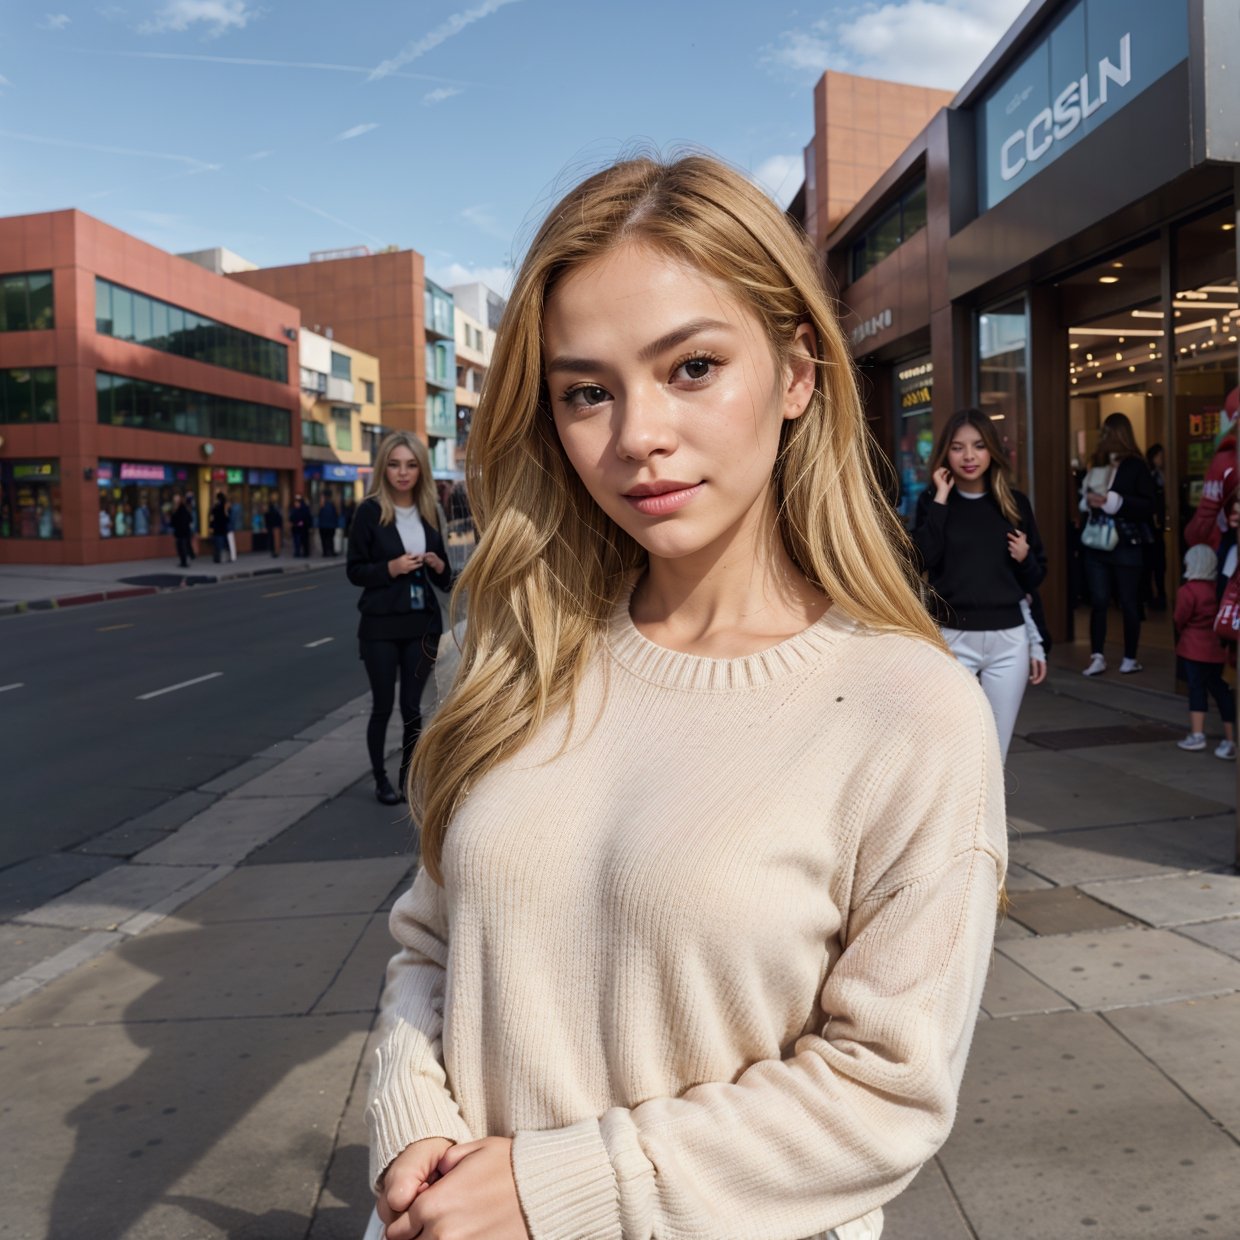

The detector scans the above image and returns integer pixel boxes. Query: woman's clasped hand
[377,1137,527,1240]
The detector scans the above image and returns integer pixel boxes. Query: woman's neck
[631,494,828,657]
[953,472,987,495]
[392,494,416,510]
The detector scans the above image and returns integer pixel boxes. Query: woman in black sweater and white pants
[347,432,453,806]
[913,409,1048,760]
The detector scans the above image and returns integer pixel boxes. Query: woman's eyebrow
[545,318,733,375]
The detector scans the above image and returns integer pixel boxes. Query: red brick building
[0,210,302,565]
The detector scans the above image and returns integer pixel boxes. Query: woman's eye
[562,384,610,409]
[673,355,720,383]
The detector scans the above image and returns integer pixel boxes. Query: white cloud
[0,74,13,90]
[139,0,258,37]
[429,261,514,298]
[285,194,383,246]
[244,148,272,161]
[764,0,1027,90]
[41,13,72,30]
[752,153,803,208]
[333,122,379,142]
[0,127,218,171]
[369,0,520,81]
[424,86,463,105]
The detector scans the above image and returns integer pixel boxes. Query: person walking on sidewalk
[1079,412,1158,677]
[169,493,194,567]
[264,497,283,557]
[290,494,311,558]
[227,494,243,562]
[209,491,230,565]
[365,156,1005,1240]
[346,431,452,807]
[317,490,339,558]
[1175,544,1236,758]
[912,409,1047,761]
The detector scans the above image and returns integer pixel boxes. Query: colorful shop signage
[120,462,167,482]
[978,0,1188,210]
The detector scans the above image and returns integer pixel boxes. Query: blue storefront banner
[323,464,359,481]
[247,469,278,486]
[977,0,1189,211]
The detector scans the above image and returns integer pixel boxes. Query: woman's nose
[613,387,677,461]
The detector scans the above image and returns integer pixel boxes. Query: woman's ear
[782,322,818,422]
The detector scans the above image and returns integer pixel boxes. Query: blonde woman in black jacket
[347,432,453,805]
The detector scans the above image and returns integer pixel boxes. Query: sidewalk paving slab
[998,926,1240,1010]
[0,852,119,918]
[0,923,95,985]
[1104,992,1240,1139]
[134,794,327,866]
[1004,886,1137,935]
[0,1012,369,1240]
[880,1158,974,1240]
[1004,748,1229,829]
[1062,738,1240,807]
[1178,918,1240,959]
[311,913,397,1017]
[940,1010,1240,1240]
[1009,813,1237,884]
[13,861,214,931]
[980,953,1075,1018]
[1081,872,1240,927]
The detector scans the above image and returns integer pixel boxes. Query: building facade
[228,248,428,446]
[453,301,492,467]
[298,329,382,510]
[0,210,301,564]
[424,280,456,473]
[812,0,1240,642]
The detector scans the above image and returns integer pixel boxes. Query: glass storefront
[1,459,62,539]
[96,461,197,538]
[894,357,934,525]
[977,298,1031,488]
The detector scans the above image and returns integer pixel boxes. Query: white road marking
[262,584,319,598]
[0,682,24,694]
[97,623,134,632]
[304,637,334,648]
[136,672,223,701]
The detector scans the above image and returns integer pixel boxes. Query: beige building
[454,304,493,468]
[298,329,382,508]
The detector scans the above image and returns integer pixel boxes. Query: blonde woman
[346,432,452,806]
[366,156,1006,1240]
[912,409,1048,760]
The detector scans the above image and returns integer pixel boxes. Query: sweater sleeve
[1014,493,1048,593]
[347,505,395,591]
[366,866,475,1189]
[511,675,1006,1240]
[910,490,948,573]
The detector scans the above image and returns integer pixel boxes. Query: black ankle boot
[375,773,402,806]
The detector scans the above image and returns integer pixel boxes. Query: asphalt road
[0,567,372,869]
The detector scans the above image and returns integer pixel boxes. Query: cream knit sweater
[367,589,1006,1240]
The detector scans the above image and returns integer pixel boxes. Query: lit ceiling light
[1223,223,1236,231]
[1231,336,1238,343]
[1115,352,1123,360]
[1111,261,1124,268]
[1128,366,1135,372]
[1099,276,1120,284]
[1086,352,1093,360]
[1070,342,1079,349]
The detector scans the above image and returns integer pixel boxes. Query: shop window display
[0,459,62,539]
[96,461,197,537]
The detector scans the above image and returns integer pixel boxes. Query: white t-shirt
[393,504,427,557]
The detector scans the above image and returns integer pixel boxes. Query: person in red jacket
[1184,387,1239,550]
[1176,544,1235,757]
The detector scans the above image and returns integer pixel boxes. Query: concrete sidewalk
[0,549,347,616]
[0,642,1237,1238]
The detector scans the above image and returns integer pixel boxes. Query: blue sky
[0,0,1025,294]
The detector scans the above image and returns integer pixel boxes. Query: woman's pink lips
[624,482,704,516]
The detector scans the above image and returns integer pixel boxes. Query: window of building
[96,371,291,445]
[301,419,331,447]
[1,367,57,423]
[849,179,929,283]
[0,272,54,332]
[363,379,375,403]
[977,297,1030,489]
[95,461,197,537]
[300,366,328,393]
[331,351,352,381]
[331,406,353,451]
[1,459,62,539]
[94,278,289,383]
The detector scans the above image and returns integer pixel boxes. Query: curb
[0,558,346,617]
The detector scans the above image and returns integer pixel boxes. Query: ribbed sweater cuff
[512,1119,622,1240]
[366,1074,473,1190]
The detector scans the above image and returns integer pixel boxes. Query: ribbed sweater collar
[605,575,857,692]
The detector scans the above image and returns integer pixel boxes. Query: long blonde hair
[367,430,439,528]
[412,154,942,883]
[929,409,1022,526]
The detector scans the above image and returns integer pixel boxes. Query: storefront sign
[850,309,893,348]
[226,468,245,485]
[323,464,359,481]
[978,0,1188,210]
[247,469,278,486]
[120,462,168,482]
[12,462,56,479]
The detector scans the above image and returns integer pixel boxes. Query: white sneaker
[1083,653,1107,677]
[1178,732,1207,751]
[1119,658,1143,674]
[1215,740,1236,760]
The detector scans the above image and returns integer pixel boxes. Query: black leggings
[1083,546,1143,659]
[359,634,439,783]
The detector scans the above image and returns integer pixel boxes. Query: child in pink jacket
[1176,544,1235,757]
